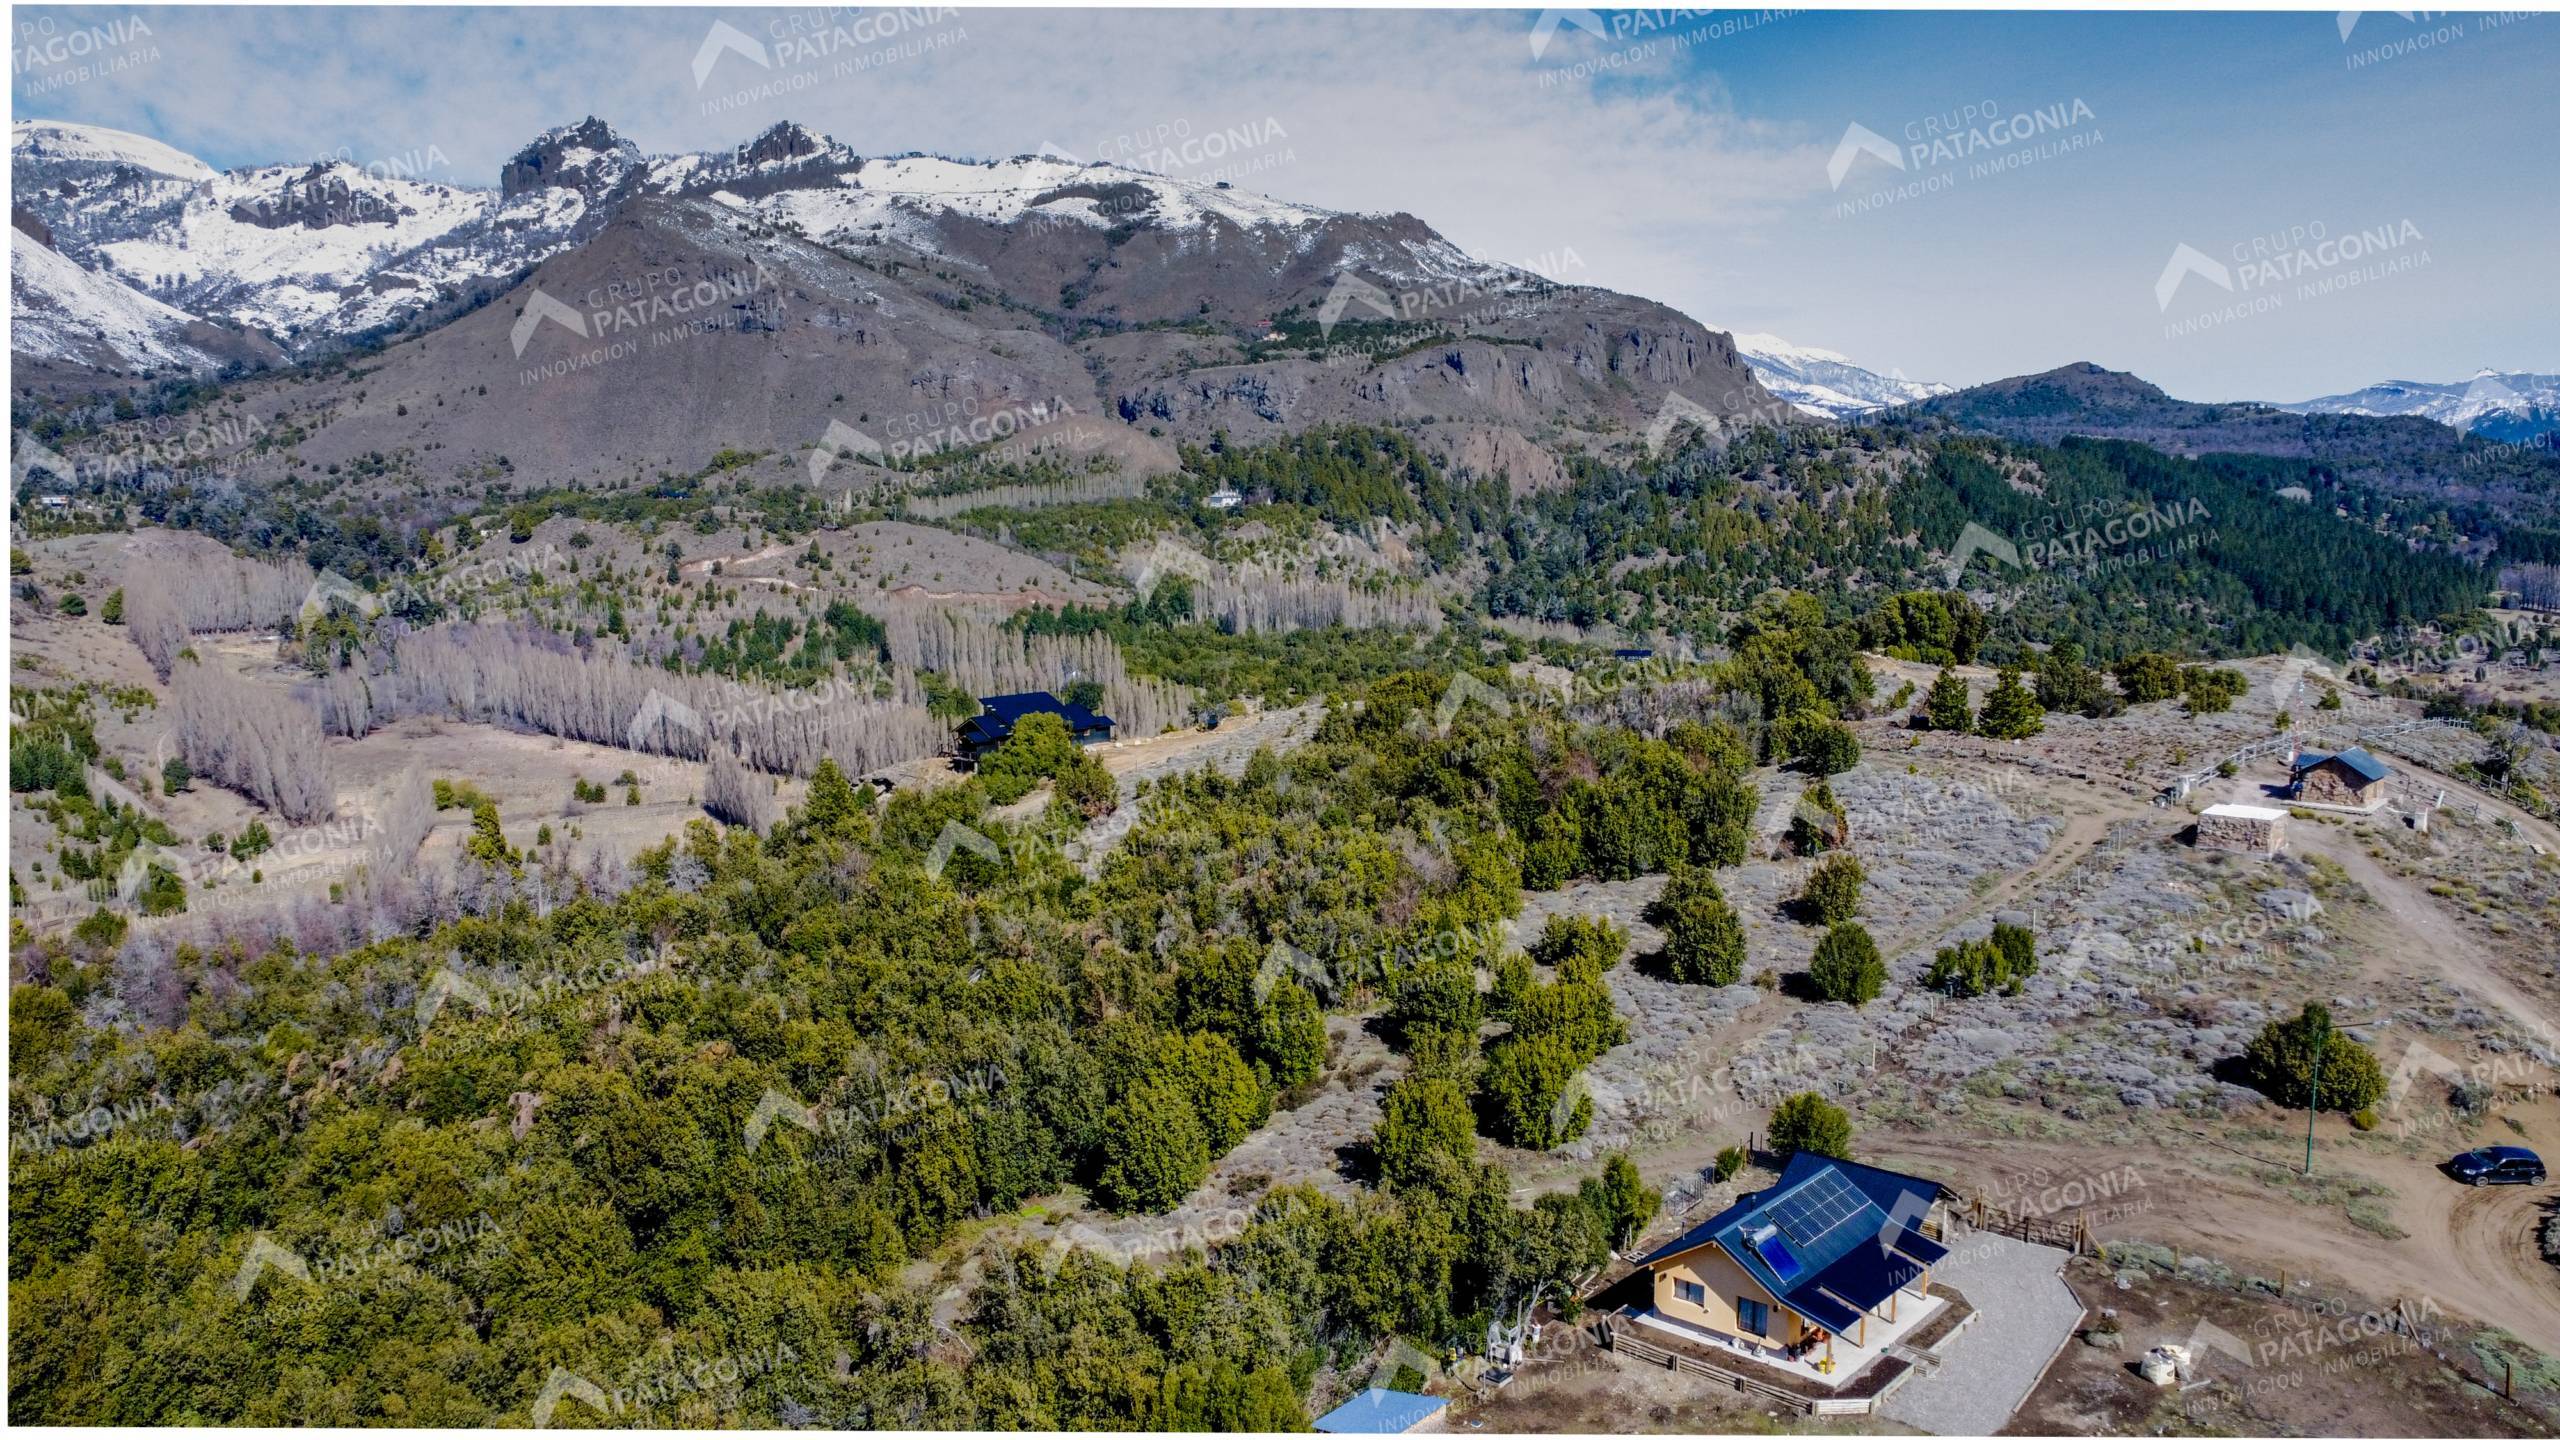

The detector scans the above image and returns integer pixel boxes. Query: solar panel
[1746,1225,1804,1282]
[1765,1168,1876,1257]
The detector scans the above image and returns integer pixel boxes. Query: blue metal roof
[1634,1154,1948,1334]
[2294,746,2390,783]
[958,692,1114,746]
[1314,1388,1449,1434]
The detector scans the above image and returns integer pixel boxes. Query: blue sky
[14,6,2555,399]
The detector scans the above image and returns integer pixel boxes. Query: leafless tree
[170,658,335,822]
[371,622,945,777]
[1196,574,1442,634]
[881,604,1192,736]
[703,743,776,833]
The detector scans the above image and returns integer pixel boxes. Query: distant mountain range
[1727,333,1950,420]
[1910,361,2560,541]
[10,115,1785,483]
[2280,370,2560,444]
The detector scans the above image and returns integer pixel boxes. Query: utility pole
[2305,1005,2332,1176]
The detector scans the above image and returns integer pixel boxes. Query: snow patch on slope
[12,231,226,370]
[1733,332,1952,419]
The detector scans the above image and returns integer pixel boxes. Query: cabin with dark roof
[953,692,1114,766]
[1626,1153,1950,1382]
[2290,745,2390,808]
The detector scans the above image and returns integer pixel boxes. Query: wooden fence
[1949,1194,2102,1255]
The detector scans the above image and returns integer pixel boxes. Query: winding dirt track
[1881,1123,2560,1359]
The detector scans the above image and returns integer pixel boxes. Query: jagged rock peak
[501,116,644,199]
[738,121,831,168]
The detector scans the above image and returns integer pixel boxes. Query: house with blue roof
[953,691,1114,765]
[2289,744,2390,808]
[1626,1153,1951,1382]
[1311,1387,1447,1434]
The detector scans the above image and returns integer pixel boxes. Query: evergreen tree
[2242,1002,2387,1113]
[1806,923,1885,1006]
[1657,867,1747,985]
[1766,1092,1853,1160]
[1977,668,2045,739]
[1923,668,1973,733]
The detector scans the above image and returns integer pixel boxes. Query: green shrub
[1797,853,1865,925]
[2241,1001,2387,1113]
[1978,668,2045,739]
[1923,668,1973,733]
[1478,1034,1591,1150]
[1925,922,2038,998]
[1766,1092,1852,1160]
[1657,867,1746,985]
[1806,923,1884,1006]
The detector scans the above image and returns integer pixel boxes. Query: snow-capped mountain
[15,115,1507,366]
[13,117,633,353]
[11,224,280,373]
[1730,333,1951,419]
[2281,369,2560,444]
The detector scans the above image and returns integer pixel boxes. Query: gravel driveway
[1881,1230,2084,1434]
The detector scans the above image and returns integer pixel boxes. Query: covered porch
[1627,1284,1949,1389]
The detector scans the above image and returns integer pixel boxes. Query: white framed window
[1673,1279,1706,1306]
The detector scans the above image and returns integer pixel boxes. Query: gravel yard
[1880,1230,2084,1434]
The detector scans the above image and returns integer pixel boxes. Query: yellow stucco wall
[1647,1243,1807,1345]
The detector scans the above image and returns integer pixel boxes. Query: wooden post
[2505,1357,2514,1400]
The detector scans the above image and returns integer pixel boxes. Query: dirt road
[1879,1129,2560,1359]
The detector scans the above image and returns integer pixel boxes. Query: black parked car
[2447,1145,2546,1186]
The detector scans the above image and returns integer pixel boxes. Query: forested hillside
[9,666,1796,1425]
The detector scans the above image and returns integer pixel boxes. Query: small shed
[2290,746,2390,808]
[2197,803,2288,856]
[1313,1388,1448,1434]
